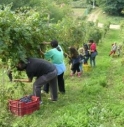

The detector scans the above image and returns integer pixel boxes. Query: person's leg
[73,63,81,77]
[75,63,80,72]
[49,76,58,101]
[84,57,88,64]
[92,57,96,67]
[70,64,76,76]
[118,49,120,56]
[33,69,57,101]
[76,63,81,77]
[79,63,82,72]
[109,50,114,56]
[90,57,93,67]
[82,60,84,73]
[7,70,12,82]
[33,81,43,101]
[43,83,49,93]
[58,73,65,93]
[113,51,116,54]
[79,59,84,73]
[79,59,84,72]
[73,63,78,74]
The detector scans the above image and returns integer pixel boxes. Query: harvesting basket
[8,96,40,116]
[83,64,91,72]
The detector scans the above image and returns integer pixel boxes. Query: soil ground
[87,8,120,29]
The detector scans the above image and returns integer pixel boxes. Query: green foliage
[71,0,88,8]
[0,0,41,9]
[99,77,107,87]
[120,21,124,31]
[49,104,89,127]
[103,21,111,37]
[55,0,72,5]
[101,0,124,16]
[0,28,124,127]
[0,3,103,66]
[0,2,124,127]
[78,21,103,44]
[0,4,54,63]
[0,68,30,126]
[45,2,72,23]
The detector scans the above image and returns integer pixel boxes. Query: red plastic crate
[8,96,40,116]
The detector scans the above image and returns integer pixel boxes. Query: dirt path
[87,8,120,29]
[87,8,102,22]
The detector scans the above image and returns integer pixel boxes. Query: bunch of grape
[19,95,32,103]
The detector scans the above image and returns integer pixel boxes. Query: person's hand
[42,42,50,45]
[40,50,44,54]
[42,42,47,44]
[13,78,32,83]
[13,79,20,82]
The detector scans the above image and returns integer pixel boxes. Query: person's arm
[64,52,72,59]
[41,42,50,45]
[39,47,45,58]
[13,78,32,83]
[40,50,44,57]
[40,42,51,57]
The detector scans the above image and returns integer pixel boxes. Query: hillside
[0,6,124,127]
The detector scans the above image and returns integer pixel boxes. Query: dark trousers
[7,70,12,82]
[33,69,58,101]
[84,56,90,64]
[58,72,65,93]
[71,63,80,74]
[43,72,65,93]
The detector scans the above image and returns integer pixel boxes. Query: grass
[0,29,124,127]
[72,8,86,18]
[0,7,124,126]
[98,12,124,25]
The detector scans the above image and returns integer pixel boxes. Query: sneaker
[58,91,65,94]
[70,73,74,77]
[41,90,45,94]
[41,90,47,96]
[40,101,43,105]
[48,98,57,102]
[77,72,81,77]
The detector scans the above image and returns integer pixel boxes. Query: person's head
[50,40,58,48]
[89,40,94,44]
[69,46,78,57]
[83,43,89,50]
[51,40,61,51]
[16,59,28,71]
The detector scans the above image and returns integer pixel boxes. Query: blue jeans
[79,59,84,71]
[90,56,96,67]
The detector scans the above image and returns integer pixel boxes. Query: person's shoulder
[78,47,84,51]
[58,45,63,50]
[45,48,54,53]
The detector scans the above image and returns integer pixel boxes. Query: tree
[98,0,124,16]
[0,0,45,10]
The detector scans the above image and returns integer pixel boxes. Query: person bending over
[14,58,58,104]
